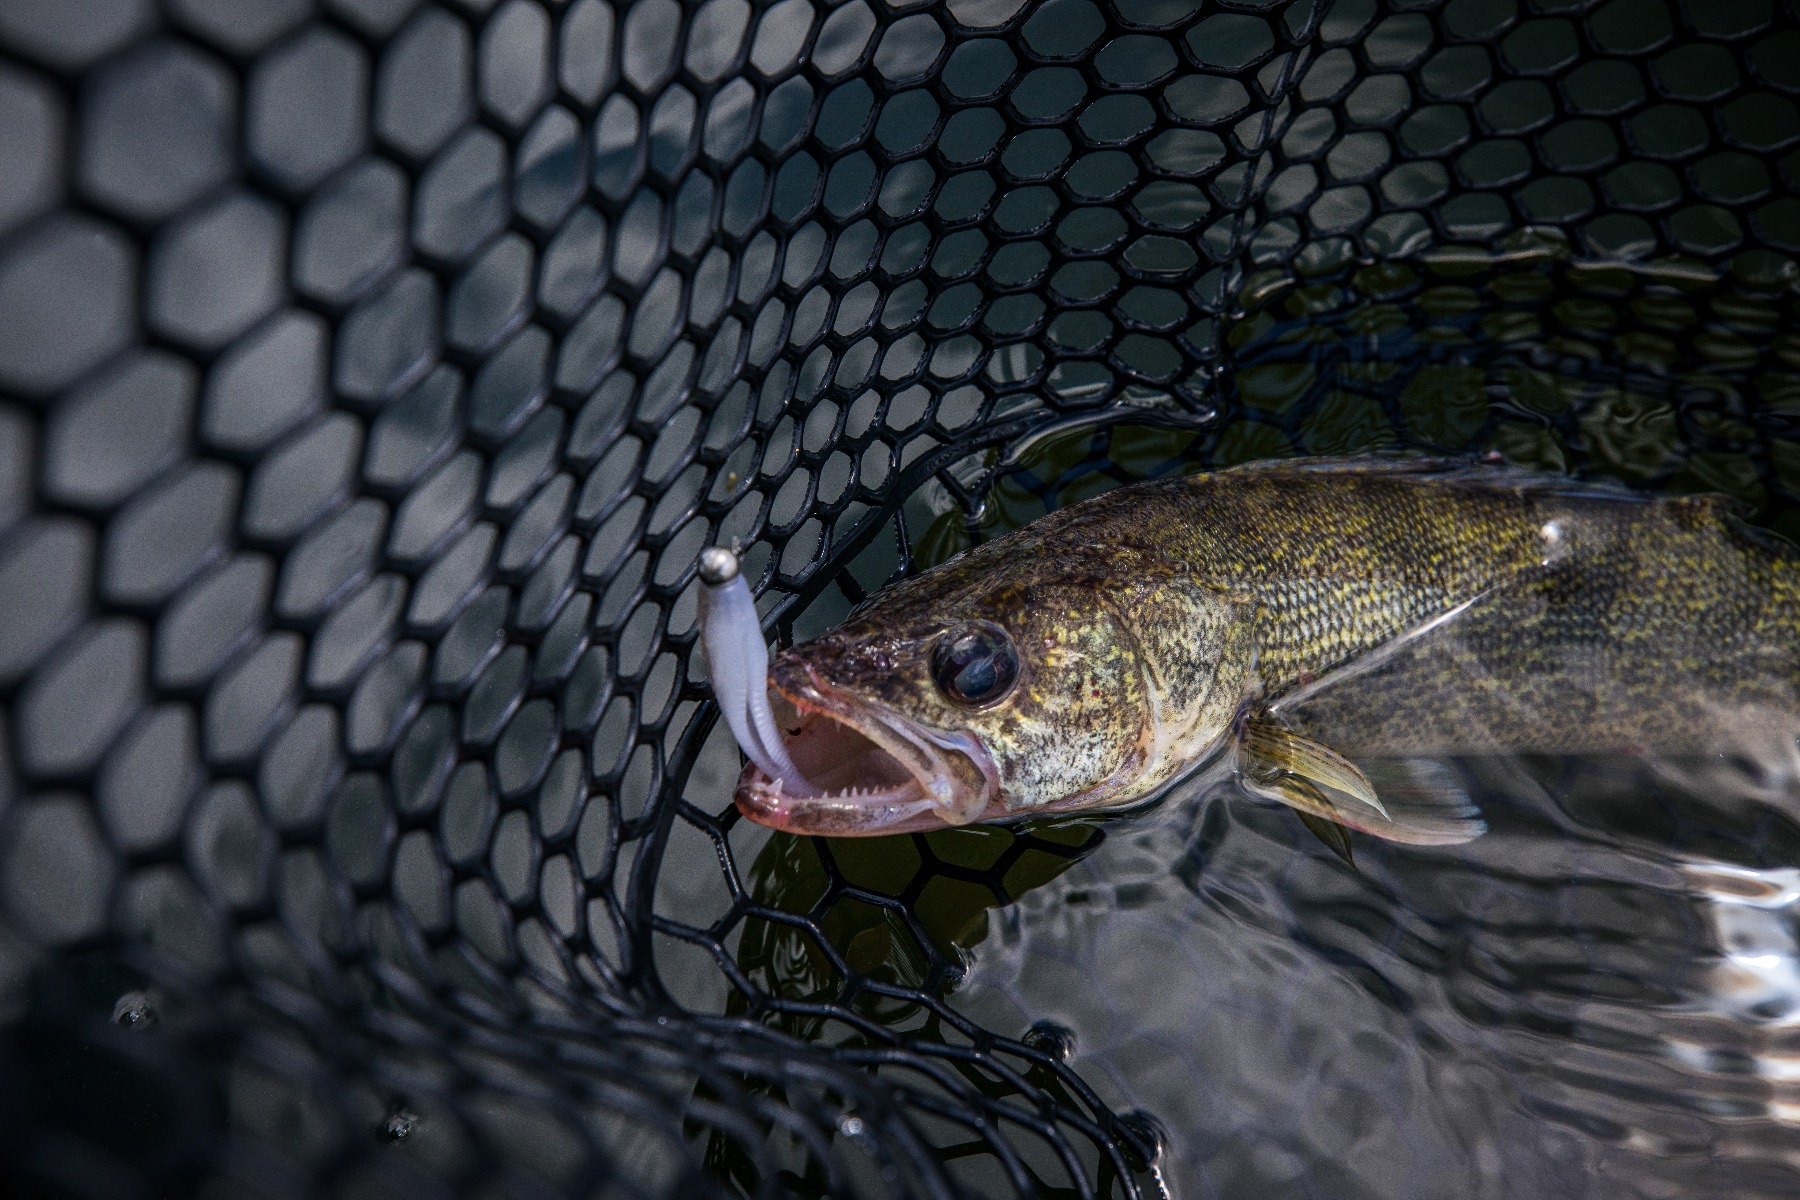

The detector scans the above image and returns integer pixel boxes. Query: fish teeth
[824,785,890,800]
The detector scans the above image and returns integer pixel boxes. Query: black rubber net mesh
[1,0,1798,1196]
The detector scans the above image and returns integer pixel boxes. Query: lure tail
[696,547,819,797]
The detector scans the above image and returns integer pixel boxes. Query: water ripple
[954,753,1800,1198]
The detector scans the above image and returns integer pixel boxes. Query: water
[691,748,1800,1196]
[665,243,1800,1196]
[953,759,1800,1198]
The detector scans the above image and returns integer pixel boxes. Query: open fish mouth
[733,659,1001,836]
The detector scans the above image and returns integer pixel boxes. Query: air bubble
[382,1103,419,1142]
[1116,1109,1167,1170]
[112,989,155,1027]
[1021,1020,1076,1061]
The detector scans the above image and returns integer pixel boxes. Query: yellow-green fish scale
[1051,459,1800,756]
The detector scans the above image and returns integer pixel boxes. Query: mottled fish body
[1083,458,1800,755]
[705,458,1800,843]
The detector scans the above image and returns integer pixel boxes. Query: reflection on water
[731,820,1105,1042]
[1687,862,1800,1029]
[732,756,1800,1197]
[702,819,1124,1194]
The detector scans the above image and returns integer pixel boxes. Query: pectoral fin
[1296,810,1357,866]
[1237,716,1486,847]
[1239,718,1388,819]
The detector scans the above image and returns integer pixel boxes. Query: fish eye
[931,622,1019,708]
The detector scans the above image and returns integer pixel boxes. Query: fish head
[737,543,1252,836]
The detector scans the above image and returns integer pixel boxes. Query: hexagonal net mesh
[0,0,1797,1195]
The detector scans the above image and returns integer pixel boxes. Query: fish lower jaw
[742,763,918,806]
[734,764,953,835]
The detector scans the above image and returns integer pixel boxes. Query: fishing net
[1,0,1797,1195]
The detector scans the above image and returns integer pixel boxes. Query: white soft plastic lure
[696,546,819,797]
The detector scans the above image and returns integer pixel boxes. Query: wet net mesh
[1,0,1798,1195]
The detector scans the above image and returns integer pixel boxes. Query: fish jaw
[734,767,958,835]
[732,661,1004,836]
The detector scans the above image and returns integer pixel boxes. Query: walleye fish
[698,457,1800,844]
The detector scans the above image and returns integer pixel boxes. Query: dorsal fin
[1666,491,1743,520]
[1220,453,1471,477]
[1218,454,1650,503]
